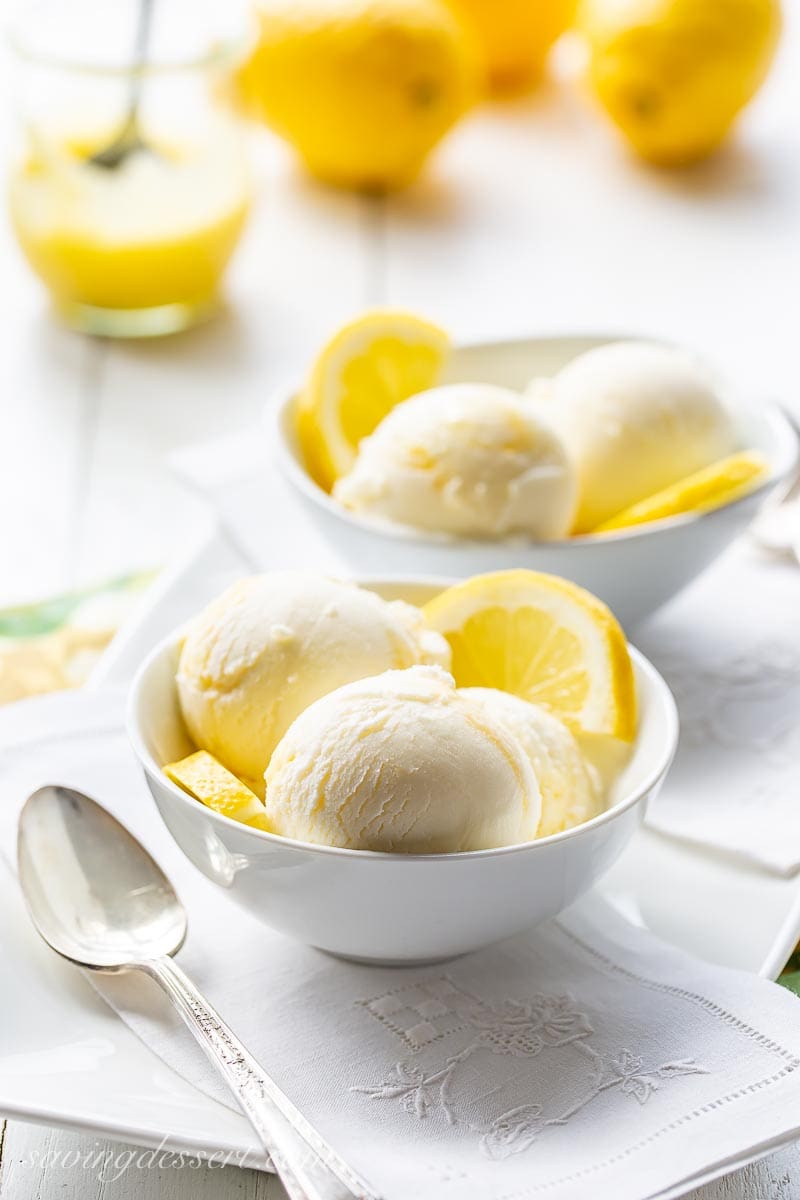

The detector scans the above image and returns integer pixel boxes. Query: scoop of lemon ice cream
[533,342,738,533]
[176,573,450,793]
[462,687,602,837]
[333,383,576,539]
[264,666,542,852]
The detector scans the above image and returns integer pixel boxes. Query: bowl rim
[127,580,680,864]
[269,333,799,550]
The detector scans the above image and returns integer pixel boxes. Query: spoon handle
[127,0,155,123]
[138,955,379,1200]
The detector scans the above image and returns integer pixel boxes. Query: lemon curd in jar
[9,131,250,335]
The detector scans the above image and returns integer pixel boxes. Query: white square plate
[1,521,799,1165]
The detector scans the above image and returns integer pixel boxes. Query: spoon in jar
[88,0,156,169]
[17,784,379,1200]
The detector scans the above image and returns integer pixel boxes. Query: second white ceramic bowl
[272,336,797,629]
[128,577,679,965]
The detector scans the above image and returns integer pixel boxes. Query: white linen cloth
[171,430,800,876]
[3,689,800,1200]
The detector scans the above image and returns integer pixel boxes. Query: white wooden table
[2,11,800,1197]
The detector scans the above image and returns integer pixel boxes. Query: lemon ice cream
[462,687,602,837]
[176,573,450,793]
[534,342,738,533]
[333,383,576,539]
[264,666,542,852]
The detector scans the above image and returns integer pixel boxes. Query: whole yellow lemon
[579,0,782,165]
[445,0,577,93]
[237,0,479,191]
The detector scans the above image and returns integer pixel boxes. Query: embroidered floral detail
[353,1060,458,1123]
[358,979,475,1051]
[464,993,593,1059]
[480,1105,545,1160]
[609,1050,656,1103]
[352,978,711,1160]
[594,1050,709,1106]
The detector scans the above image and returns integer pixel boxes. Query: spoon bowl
[16,784,380,1200]
[87,0,155,171]
[17,785,185,969]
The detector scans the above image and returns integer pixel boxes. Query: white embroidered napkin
[634,546,800,875]
[2,690,800,1200]
[170,432,800,877]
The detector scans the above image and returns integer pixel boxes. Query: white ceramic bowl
[272,336,798,629]
[128,577,679,965]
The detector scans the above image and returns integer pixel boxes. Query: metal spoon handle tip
[138,955,380,1200]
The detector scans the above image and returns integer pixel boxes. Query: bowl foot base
[315,946,470,968]
[54,296,218,338]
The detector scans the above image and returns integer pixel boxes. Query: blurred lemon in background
[237,0,478,191]
[445,0,577,93]
[579,0,782,165]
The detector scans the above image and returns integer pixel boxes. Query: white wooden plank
[0,16,104,607]
[75,136,382,585]
[0,234,103,606]
[0,1121,284,1199]
[380,22,800,408]
[690,1142,800,1199]
[1,1120,799,1199]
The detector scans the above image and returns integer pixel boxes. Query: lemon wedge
[299,309,449,490]
[594,451,769,533]
[164,751,271,831]
[423,570,636,741]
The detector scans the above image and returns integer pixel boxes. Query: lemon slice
[164,751,271,831]
[299,309,449,490]
[423,570,636,741]
[593,451,769,533]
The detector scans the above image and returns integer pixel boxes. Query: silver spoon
[88,0,156,170]
[17,785,379,1200]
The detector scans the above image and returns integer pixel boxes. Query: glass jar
[6,0,253,337]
